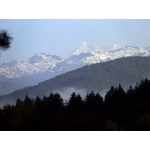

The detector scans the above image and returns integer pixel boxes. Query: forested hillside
[1,56,150,106]
[0,79,150,130]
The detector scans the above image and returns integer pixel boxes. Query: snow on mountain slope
[46,43,150,76]
[112,44,122,50]
[0,42,150,96]
[0,42,108,80]
[73,41,96,55]
[1,42,150,80]
[72,44,150,65]
[0,53,64,79]
[0,42,150,79]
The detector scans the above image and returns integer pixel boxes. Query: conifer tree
[0,30,13,50]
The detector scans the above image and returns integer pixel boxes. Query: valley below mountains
[0,42,150,106]
[1,56,150,106]
[1,42,150,96]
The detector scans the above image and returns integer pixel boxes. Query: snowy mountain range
[0,53,64,78]
[0,42,150,95]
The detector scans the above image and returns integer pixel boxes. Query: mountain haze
[1,56,150,106]
[1,42,150,95]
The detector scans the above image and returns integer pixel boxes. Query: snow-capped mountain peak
[27,53,63,64]
[0,53,63,79]
[73,41,96,55]
[1,44,150,96]
[1,44,150,81]
[112,44,121,50]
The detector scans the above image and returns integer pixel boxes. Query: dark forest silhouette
[0,78,150,130]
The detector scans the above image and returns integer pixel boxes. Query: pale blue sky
[0,19,150,63]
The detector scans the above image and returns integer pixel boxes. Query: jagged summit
[1,45,150,80]
[1,45,150,79]
[0,44,150,95]
[73,41,96,55]
[0,53,63,79]
[27,53,63,64]
[112,44,122,50]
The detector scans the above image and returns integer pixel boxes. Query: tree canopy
[0,79,150,130]
[0,29,13,51]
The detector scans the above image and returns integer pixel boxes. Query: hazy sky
[0,19,150,63]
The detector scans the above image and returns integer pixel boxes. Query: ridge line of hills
[1,42,150,96]
[0,56,150,106]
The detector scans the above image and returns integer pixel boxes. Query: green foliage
[103,119,118,131]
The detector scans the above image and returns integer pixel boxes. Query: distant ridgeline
[1,56,150,106]
[1,44,150,96]
[0,78,150,130]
